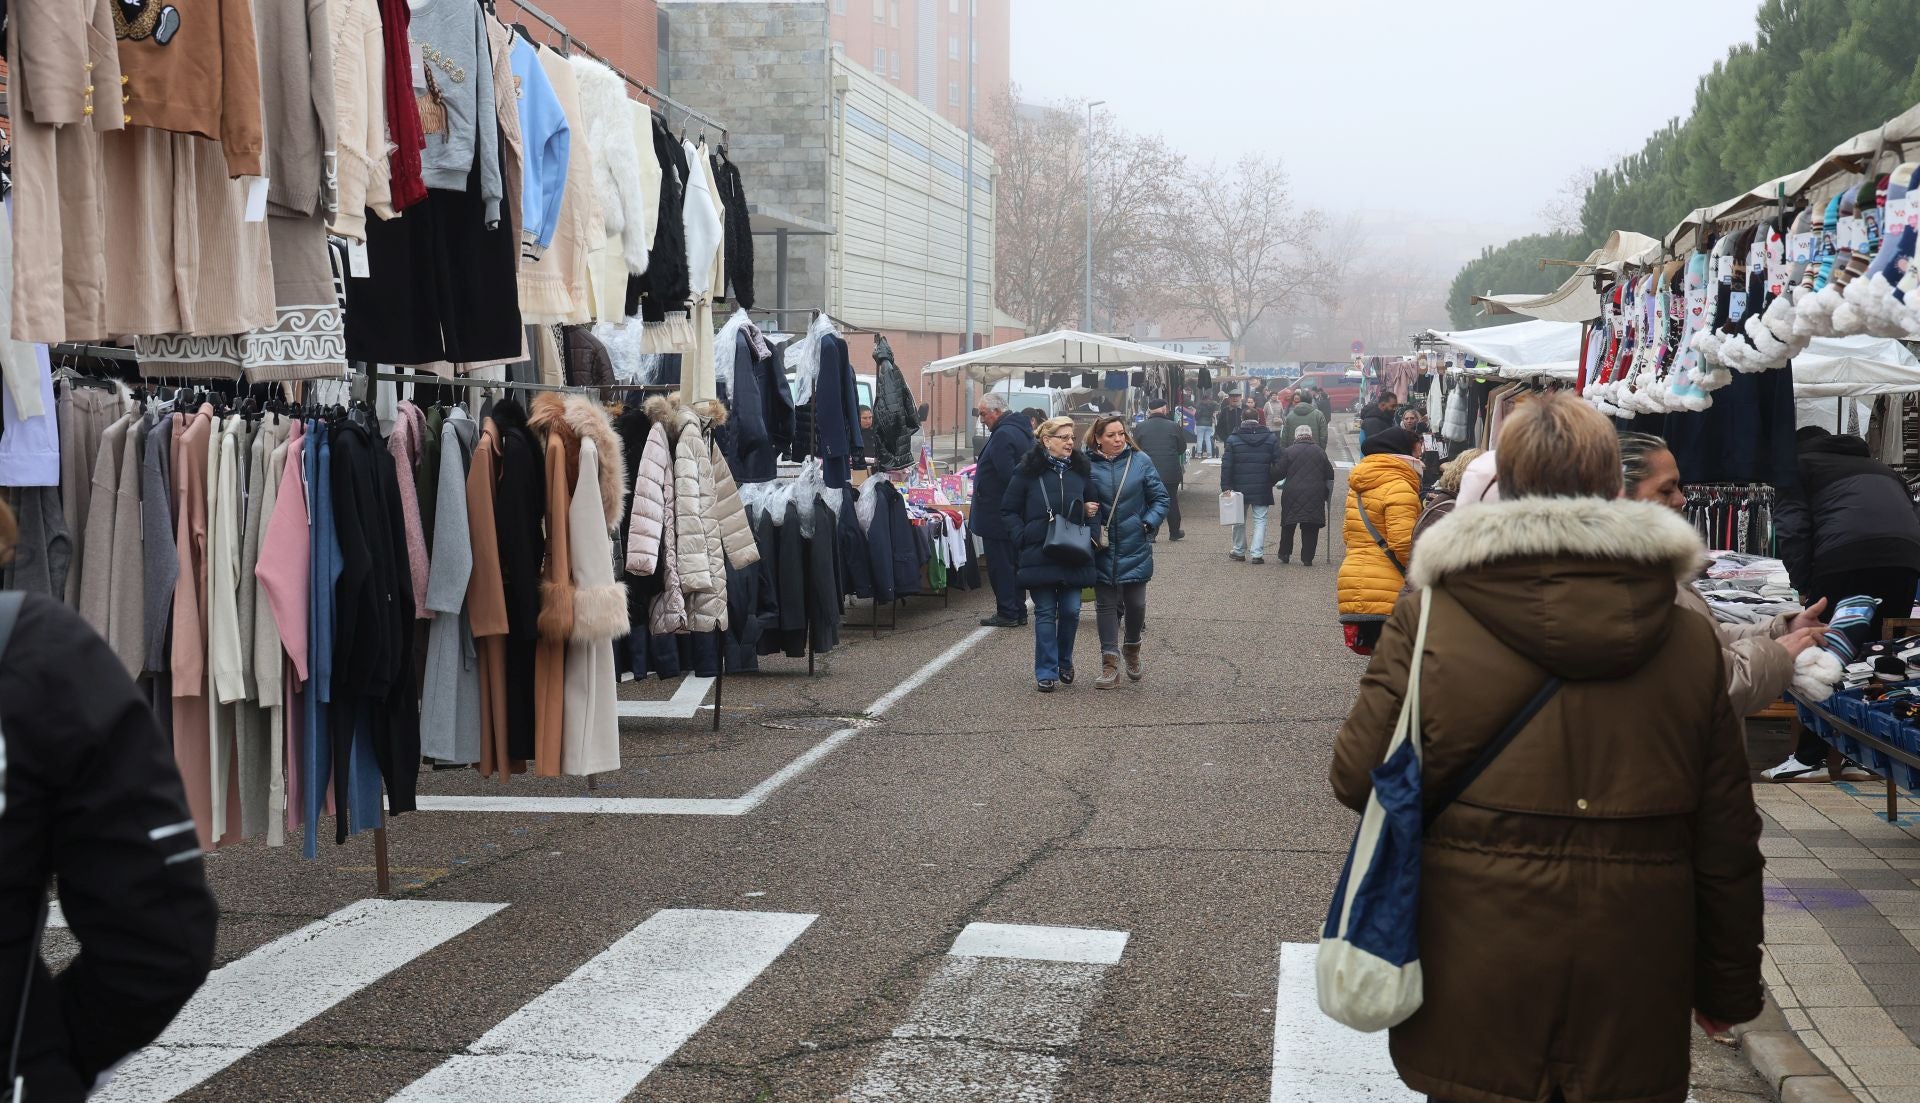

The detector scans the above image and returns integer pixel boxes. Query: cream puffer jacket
[666,397,759,633]
[626,400,686,635]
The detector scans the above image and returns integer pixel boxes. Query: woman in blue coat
[1000,416,1098,692]
[1084,414,1169,688]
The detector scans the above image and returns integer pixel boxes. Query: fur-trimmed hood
[1019,444,1092,478]
[645,392,729,430]
[529,393,628,527]
[1409,496,1707,680]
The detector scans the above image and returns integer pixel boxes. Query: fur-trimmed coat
[663,396,760,633]
[1332,496,1762,1103]
[527,394,627,775]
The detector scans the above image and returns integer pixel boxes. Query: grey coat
[420,413,483,764]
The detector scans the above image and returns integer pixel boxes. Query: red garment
[376,0,427,211]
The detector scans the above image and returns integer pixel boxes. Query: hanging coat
[563,433,629,776]
[870,335,921,471]
[490,399,546,763]
[421,412,482,764]
[466,415,521,781]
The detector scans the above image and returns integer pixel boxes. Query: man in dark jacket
[1222,410,1281,563]
[2,592,217,1101]
[1131,400,1190,541]
[971,394,1036,626]
[1273,425,1336,565]
[1358,391,1398,443]
[1768,427,1920,780]
[1214,392,1245,446]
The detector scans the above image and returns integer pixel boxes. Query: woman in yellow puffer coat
[1338,427,1423,652]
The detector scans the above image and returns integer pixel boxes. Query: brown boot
[1123,642,1143,681]
[1095,652,1121,689]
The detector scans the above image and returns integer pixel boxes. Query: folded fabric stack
[1692,551,1801,624]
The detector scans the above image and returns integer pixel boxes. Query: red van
[1294,371,1365,412]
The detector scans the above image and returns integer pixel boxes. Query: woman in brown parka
[1331,394,1764,1103]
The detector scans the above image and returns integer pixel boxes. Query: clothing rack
[50,342,139,363]
[491,0,730,137]
[361,370,677,396]
[750,307,877,336]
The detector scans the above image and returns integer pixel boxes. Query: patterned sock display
[1821,594,1882,663]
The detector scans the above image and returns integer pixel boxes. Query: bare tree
[1156,155,1335,358]
[986,89,1184,333]
[1539,164,1602,234]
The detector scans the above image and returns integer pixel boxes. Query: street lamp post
[1084,99,1104,332]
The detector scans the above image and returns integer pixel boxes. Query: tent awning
[1427,319,1584,379]
[921,329,1222,383]
[1471,231,1662,323]
[1792,334,1920,398]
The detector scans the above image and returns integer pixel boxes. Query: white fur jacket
[569,55,651,274]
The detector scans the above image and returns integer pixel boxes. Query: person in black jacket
[1214,392,1246,445]
[1221,410,1282,563]
[1001,417,1098,691]
[1358,391,1398,444]
[0,503,217,1102]
[1766,426,1920,781]
[1272,426,1336,565]
[971,394,1036,627]
[1131,400,1189,540]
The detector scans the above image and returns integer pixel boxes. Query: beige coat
[666,398,759,632]
[562,435,626,777]
[1675,585,1795,717]
[328,0,393,238]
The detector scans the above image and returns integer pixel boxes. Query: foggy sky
[1010,0,1766,262]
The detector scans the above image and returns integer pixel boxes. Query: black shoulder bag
[1041,469,1094,566]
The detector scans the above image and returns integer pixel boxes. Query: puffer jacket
[665,396,760,632]
[1776,432,1920,590]
[1087,445,1169,586]
[1338,452,1421,620]
[1000,446,1097,589]
[1675,583,1795,717]
[624,407,686,634]
[1332,497,1762,1103]
[870,335,921,471]
[1281,403,1327,449]
[1220,421,1281,506]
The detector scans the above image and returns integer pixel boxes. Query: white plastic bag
[1218,490,1244,526]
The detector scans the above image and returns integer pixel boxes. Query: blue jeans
[1194,425,1215,457]
[1030,585,1083,682]
[1232,505,1270,557]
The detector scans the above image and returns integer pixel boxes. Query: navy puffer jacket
[1221,422,1281,506]
[1000,446,1098,588]
[1087,446,1169,585]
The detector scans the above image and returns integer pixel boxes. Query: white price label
[347,239,370,278]
[244,177,270,222]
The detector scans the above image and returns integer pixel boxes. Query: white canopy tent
[921,329,1220,384]
[1792,335,1920,435]
[1427,319,1584,381]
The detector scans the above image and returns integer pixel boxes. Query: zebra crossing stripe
[843,921,1129,1102]
[1269,942,1419,1102]
[387,908,817,1102]
[91,899,505,1103]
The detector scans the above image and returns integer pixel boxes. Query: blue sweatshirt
[512,36,570,255]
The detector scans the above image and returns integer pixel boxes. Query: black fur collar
[1020,444,1091,477]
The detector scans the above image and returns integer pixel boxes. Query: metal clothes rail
[491,0,730,137]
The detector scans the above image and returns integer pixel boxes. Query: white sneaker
[1761,754,1828,782]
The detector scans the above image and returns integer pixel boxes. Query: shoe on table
[1059,664,1076,686]
[981,614,1024,628]
[1228,551,1246,562]
[1036,679,1058,693]
[1761,754,1829,782]
[1250,556,1266,565]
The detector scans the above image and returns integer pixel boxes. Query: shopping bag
[1218,490,1244,526]
[1317,589,1432,1032]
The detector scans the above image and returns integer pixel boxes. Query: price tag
[1715,254,1734,284]
[1790,233,1816,263]
[244,177,270,222]
[410,41,426,90]
[1728,291,1749,322]
[347,239,370,279]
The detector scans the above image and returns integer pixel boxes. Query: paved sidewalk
[1752,778,1920,1101]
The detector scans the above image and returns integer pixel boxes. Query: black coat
[1359,405,1396,438]
[1777,433,1920,588]
[724,330,795,484]
[1000,447,1098,588]
[810,332,864,487]
[1131,412,1188,486]
[803,494,843,653]
[639,115,691,322]
[865,480,923,601]
[0,596,217,1103]
[870,336,921,471]
[1214,402,1245,438]
[491,400,547,760]
[717,154,756,310]
[969,413,1034,540]
[1273,439,1336,527]
[1221,422,1282,506]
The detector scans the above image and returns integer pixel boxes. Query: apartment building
[827,0,1010,129]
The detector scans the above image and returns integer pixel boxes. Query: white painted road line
[844,922,1128,1102]
[46,901,64,928]
[948,922,1129,966]
[388,908,816,1102]
[615,674,714,719]
[92,899,504,1103]
[1270,942,1419,1103]
[417,623,998,816]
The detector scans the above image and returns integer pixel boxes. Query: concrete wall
[662,1,834,312]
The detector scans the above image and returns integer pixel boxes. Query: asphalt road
[67,417,1768,1102]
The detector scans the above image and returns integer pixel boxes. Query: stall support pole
[374,827,391,896]
[713,650,725,732]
